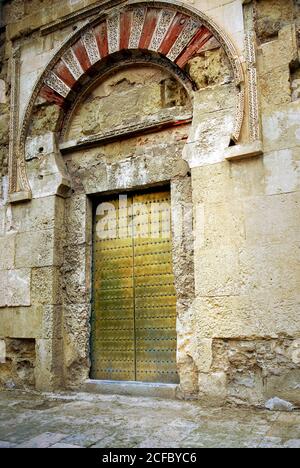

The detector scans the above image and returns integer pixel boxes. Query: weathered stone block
[11,196,59,233]
[69,130,186,195]
[62,244,91,304]
[193,83,237,116]
[243,192,300,244]
[255,0,295,42]
[264,148,300,195]
[289,339,300,365]
[29,103,61,137]
[292,78,300,102]
[63,303,91,386]
[258,25,298,75]
[0,207,5,237]
[186,109,235,167]
[0,145,8,178]
[201,199,245,249]
[253,292,300,337]
[195,246,241,297]
[25,133,57,161]
[198,372,227,406]
[0,269,31,307]
[0,270,6,308]
[3,0,25,24]
[260,66,291,111]
[35,338,63,390]
[27,151,71,199]
[262,102,300,153]
[265,370,300,406]
[31,267,62,305]
[0,234,15,269]
[186,48,233,89]
[15,229,63,268]
[195,338,213,374]
[191,162,233,204]
[0,306,42,338]
[193,296,254,339]
[239,242,300,295]
[42,305,63,340]
[161,78,188,108]
[0,178,8,213]
[65,194,91,245]
[0,338,36,390]
[64,304,90,360]
[196,288,298,341]
[231,156,266,198]
[7,269,31,307]
[177,355,199,397]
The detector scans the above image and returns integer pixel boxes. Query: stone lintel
[60,115,193,154]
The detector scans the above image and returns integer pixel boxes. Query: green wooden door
[91,190,178,384]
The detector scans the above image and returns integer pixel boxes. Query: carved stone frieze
[245,31,261,142]
[149,9,176,52]
[8,49,31,199]
[128,7,146,49]
[62,48,84,80]
[44,71,71,98]
[82,28,101,64]
[167,19,200,62]
[107,13,121,54]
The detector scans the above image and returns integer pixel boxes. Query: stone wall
[209,338,300,406]
[255,0,295,43]
[189,0,300,406]
[0,0,299,407]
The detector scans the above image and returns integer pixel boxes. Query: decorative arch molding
[9,0,246,201]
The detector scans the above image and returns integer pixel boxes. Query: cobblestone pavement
[0,391,299,448]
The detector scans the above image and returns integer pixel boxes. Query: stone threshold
[84,379,178,400]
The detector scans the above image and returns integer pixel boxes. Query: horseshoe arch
[9,0,245,199]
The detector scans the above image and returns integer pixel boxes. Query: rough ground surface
[0,391,299,448]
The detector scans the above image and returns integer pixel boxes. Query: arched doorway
[14,1,245,395]
[60,61,194,386]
